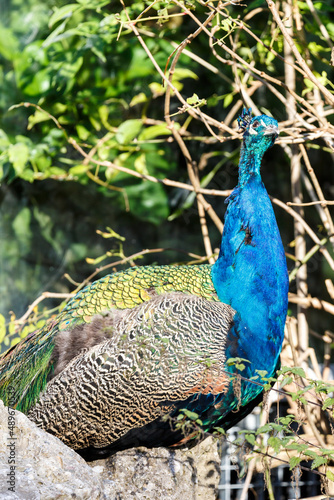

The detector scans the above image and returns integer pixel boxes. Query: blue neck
[211,160,288,379]
[238,143,263,185]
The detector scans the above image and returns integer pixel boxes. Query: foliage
[1,0,334,496]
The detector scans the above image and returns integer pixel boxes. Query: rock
[89,437,221,500]
[0,400,221,499]
[0,400,103,499]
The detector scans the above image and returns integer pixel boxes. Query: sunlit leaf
[49,4,80,28]
[0,315,6,344]
[134,153,148,175]
[311,456,327,469]
[8,143,29,175]
[69,164,91,175]
[28,110,53,130]
[116,120,142,145]
[138,124,173,141]
[327,470,334,481]
[130,93,148,107]
[289,456,301,470]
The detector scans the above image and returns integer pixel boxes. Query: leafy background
[1,0,333,339]
[1,0,334,493]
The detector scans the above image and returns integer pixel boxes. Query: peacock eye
[252,120,260,128]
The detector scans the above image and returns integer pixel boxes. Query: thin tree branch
[266,0,334,106]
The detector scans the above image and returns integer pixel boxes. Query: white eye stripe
[249,118,267,134]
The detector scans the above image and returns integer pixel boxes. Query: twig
[172,0,330,126]
[68,136,230,198]
[325,279,334,300]
[203,0,309,79]
[284,0,309,362]
[299,144,334,245]
[163,8,219,261]
[288,293,334,316]
[119,2,225,235]
[118,0,235,137]
[15,292,74,326]
[286,318,327,449]
[287,200,334,207]
[240,400,272,500]
[272,197,334,271]
[266,0,334,106]
[304,0,333,49]
[289,237,329,282]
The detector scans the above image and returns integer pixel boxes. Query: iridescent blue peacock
[0,109,289,461]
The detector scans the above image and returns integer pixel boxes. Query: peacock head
[238,108,279,155]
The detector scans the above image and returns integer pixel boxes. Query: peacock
[0,109,289,461]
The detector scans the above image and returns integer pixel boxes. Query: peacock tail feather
[0,264,217,413]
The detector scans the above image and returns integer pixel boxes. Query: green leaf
[138,124,173,141]
[49,4,80,28]
[98,105,111,129]
[256,424,273,434]
[213,427,226,435]
[20,169,35,182]
[157,8,169,23]
[311,456,327,469]
[76,125,91,141]
[291,367,306,378]
[116,120,143,145]
[226,357,250,367]
[186,93,207,108]
[322,398,334,410]
[28,110,53,130]
[0,129,10,149]
[280,376,293,388]
[130,93,148,107]
[268,436,282,454]
[69,165,90,176]
[43,21,72,47]
[278,416,295,426]
[235,363,245,371]
[303,450,319,459]
[224,93,233,107]
[181,409,199,421]
[289,456,302,470]
[8,143,30,175]
[0,24,19,60]
[33,207,61,253]
[134,153,148,175]
[172,68,199,82]
[0,315,6,344]
[302,78,314,96]
[286,443,309,452]
[326,470,334,481]
[245,433,256,445]
[22,68,51,96]
[149,82,165,97]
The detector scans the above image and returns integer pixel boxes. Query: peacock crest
[237,107,253,131]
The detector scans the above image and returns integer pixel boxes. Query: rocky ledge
[0,401,221,499]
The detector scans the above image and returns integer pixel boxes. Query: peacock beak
[263,124,279,136]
